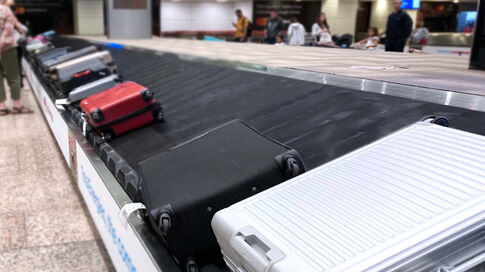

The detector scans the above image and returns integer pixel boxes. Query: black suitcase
[54,58,112,94]
[138,119,306,272]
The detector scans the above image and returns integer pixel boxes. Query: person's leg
[397,42,405,52]
[385,42,396,52]
[3,48,21,101]
[16,46,24,88]
[266,37,276,44]
[2,48,31,113]
[0,55,8,114]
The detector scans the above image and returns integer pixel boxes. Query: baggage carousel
[24,37,485,272]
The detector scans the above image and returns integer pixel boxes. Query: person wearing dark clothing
[264,10,284,44]
[385,0,413,52]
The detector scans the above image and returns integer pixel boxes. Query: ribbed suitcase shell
[41,45,98,70]
[68,74,120,103]
[212,121,485,272]
[48,51,115,74]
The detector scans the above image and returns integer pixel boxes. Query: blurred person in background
[264,10,284,44]
[385,0,413,52]
[410,21,429,45]
[356,27,379,50]
[274,34,286,46]
[233,9,249,42]
[0,0,32,116]
[312,13,334,46]
[287,17,306,46]
[409,21,429,53]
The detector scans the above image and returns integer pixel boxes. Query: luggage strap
[55,98,69,109]
[95,102,161,131]
[119,203,146,227]
[81,113,88,136]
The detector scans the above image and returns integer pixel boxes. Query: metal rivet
[252,187,257,192]
[207,207,213,212]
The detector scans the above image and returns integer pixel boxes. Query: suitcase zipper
[93,102,161,130]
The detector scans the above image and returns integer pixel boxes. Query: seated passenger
[356,27,379,50]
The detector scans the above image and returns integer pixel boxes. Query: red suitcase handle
[73,69,91,78]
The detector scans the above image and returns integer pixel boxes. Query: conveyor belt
[49,37,485,272]
[54,37,485,171]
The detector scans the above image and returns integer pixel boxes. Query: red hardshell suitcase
[80,81,164,139]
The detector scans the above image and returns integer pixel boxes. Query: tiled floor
[77,36,485,96]
[0,84,113,272]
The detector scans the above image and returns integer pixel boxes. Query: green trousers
[0,47,21,102]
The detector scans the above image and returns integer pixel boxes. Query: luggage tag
[119,203,146,228]
[55,98,69,110]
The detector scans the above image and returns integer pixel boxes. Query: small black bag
[138,119,305,272]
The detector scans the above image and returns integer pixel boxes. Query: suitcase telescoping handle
[229,226,285,272]
[73,69,91,78]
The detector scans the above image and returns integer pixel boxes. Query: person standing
[264,10,283,44]
[287,17,306,46]
[233,9,249,42]
[6,0,27,89]
[0,0,32,116]
[385,0,413,52]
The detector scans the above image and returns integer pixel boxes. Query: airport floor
[0,84,113,271]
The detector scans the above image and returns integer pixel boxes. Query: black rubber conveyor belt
[54,37,485,171]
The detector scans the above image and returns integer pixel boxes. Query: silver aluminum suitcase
[41,45,98,70]
[47,51,116,77]
[68,74,121,103]
[212,120,485,272]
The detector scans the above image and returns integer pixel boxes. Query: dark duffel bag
[138,119,306,272]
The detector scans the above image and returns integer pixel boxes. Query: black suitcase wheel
[285,157,302,178]
[158,212,172,235]
[420,115,449,127]
[431,116,449,127]
[186,260,198,272]
[91,109,104,122]
[141,90,154,101]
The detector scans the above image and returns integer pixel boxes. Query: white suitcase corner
[212,121,485,272]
